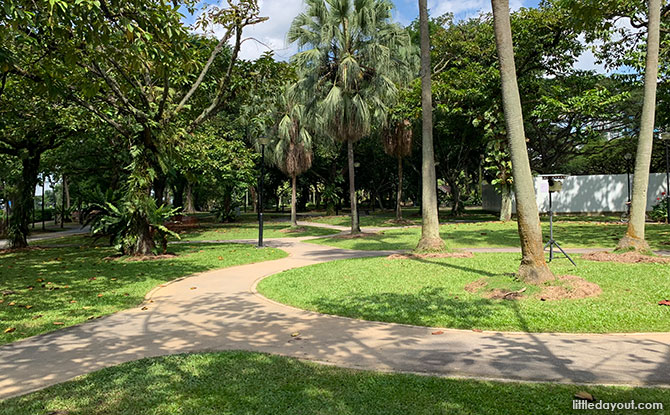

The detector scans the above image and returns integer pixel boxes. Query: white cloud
[427,0,524,20]
[237,0,306,61]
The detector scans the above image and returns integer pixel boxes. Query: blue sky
[193,0,601,71]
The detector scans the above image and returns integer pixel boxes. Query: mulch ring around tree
[465,275,602,301]
[582,251,670,264]
[332,232,381,240]
[278,227,309,234]
[103,253,179,262]
[387,252,474,260]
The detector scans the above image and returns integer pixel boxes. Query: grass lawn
[258,253,670,333]
[1,351,667,415]
[307,220,670,251]
[0,243,286,345]
[177,221,339,241]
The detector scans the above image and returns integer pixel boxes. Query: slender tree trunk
[184,182,196,213]
[9,152,41,249]
[500,183,513,222]
[347,140,361,234]
[250,185,258,214]
[291,174,298,227]
[63,175,71,210]
[416,0,446,251]
[617,0,660,252]
[492,0,553,283]
[396,156,403,220]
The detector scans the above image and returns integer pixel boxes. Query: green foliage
[85,199,180,255]
[649,193,669,222]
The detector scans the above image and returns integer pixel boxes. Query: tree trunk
[291,174,298,227]
[250,185,258,214]
[131,214,154,256]
[184,182,196,213]
[63,175,71,210]
[617,0,660,252]
[500,183,513,222]
[9,152,41,249]
[153,174,167,205]
[347,140,361,234]
[416,0,446,252]
[396,156,403,220]
[492,0,553,283]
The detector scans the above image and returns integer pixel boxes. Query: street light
[624,152,633,204]
[257,136,271,248]
[354,162,360,227]
[660,132,670,224]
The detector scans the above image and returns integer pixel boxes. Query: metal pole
[665,142,669,224]
[626,162,631,203]
[41,177,45,231]
[258,144,265,248]
[61,176,65,229]
[549,191,554,261]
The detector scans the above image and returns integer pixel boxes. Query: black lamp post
[354,162,360,226]
[624,152,633,205]
[257,136,270,248]
[660,133,670,224]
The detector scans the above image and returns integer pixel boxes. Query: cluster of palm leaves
[267,0,418,232]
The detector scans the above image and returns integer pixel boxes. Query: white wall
[483,174,668,214]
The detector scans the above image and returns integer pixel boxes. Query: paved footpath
[1,236,669,400]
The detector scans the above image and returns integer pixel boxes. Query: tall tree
[416,0,446,251]
[618,0,661,251]
[491,0,554,283]
[288,0,417,234]
[2,0,265,255]
[272,85,314,227]
[382,120,413,221]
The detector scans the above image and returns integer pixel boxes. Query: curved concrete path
[1,236,669,399]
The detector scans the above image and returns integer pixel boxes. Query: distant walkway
[0,226,89,249]
[1,236,668,400]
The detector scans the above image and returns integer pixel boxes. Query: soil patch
[384,219,415,226]
[332,232,380,240]
[388,252,474,260]
[104,253,179,262]
[464,278,488,293]
[486,287,527,300]
[278,227,308,234]
[582,251,670,264]
[538,275,602,301]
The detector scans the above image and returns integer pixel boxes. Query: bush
[649,193,669,222]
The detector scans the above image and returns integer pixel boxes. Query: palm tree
[272,84,314,228]
[491,0,554,283]
[416,0,446,251]
[288,0,418,234]
[617,0,661,252]
[382,119,413,221]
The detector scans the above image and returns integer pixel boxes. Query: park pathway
[1,235,669,400]
[0,226,89,249]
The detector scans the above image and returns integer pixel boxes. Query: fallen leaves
[97,294,103,297]
[190,287,197,290]
[53,322,64,325]
[574,391,595,401]
[659,300,670,306]
[291,332,300,337]
[4,327,16,333]
[431,330,444,335]
[141,306,149,311]
[8,302,15,306]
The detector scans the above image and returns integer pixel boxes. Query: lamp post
[624,152,633,204]
[257,136,270,248]
[660,133,670,224]
[354,162,360,226]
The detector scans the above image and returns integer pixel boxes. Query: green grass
[0,243,286,345]
[258,253,670,333]
[1,351,667,414]
[307,221,670,251]
[177,221,340,241]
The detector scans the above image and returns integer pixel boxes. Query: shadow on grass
[5,350,670,415]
